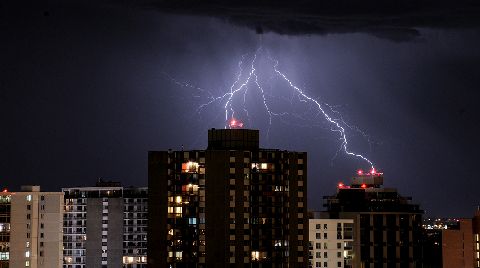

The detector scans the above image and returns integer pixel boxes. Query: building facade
[148,128,308,267]
[308,218,354,268]
[473,209,480,268]
[0,185,63,268]
[323,171,423,268]
[423,216,478,268]
[62,182,147,268]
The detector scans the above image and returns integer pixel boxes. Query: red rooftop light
[360,183,367,189]
[338,182,344,188]
[229,118,244,129]
[357,169,363,175]
[2,189,7,193]
[371,168,376,174]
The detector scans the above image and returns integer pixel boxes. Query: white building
[62,181,147,268]
[0,185,64,268]
[309,218,354,268]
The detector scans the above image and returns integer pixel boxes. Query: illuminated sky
[2,0,480,217]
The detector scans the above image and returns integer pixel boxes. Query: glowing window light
[251,251,260,261]
[175,196,182,204]
[182,162,199,173]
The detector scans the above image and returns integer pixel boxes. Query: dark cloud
[139,0,480,41]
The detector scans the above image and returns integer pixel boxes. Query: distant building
[0,185,64,268]
[322,170,424,268]
[62,181,147,268]
[308,218,354,268]
[148,127,308,267]
[423,216,478,268]
[442,219,474,268]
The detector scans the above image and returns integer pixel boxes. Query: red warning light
[371,168,376,174]
[229,118,244,129]
[338,182,344,188]
[360,183,367,189]
[357,169,363,175]
[2,189,7,193]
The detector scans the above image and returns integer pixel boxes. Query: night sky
[2,0,480,217]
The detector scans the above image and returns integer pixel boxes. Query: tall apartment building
[0,185,63,268]
[148,128,308,267]
[322,170,423,268]
[62,181,147,268]
[308,218,354,268]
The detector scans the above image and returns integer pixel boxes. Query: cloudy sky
[2,0,480,217]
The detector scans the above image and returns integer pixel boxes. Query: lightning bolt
[163,48,375,169]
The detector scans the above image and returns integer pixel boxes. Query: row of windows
[314,261,342,267]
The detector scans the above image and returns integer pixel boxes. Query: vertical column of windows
[167,151,203,264]
[101,198,108,266]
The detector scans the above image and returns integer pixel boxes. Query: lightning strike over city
[165,47,375,170]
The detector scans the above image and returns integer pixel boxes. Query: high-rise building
[62,181,147,268]
[322,170,423,268]
[308,218,354,268]
[148,128,308,267]
[0,185,64,268]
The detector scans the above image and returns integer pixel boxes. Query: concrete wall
[107,198,124,267]
[86,198,102,268]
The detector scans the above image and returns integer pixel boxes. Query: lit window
[175,196,182,204]
[25,251,30,258]
[251,251,260,261]
[26,195,32,202]
[25,260,30,267]
[182,162,199,173]
[0,252,9,261]
[122,256,135,264]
